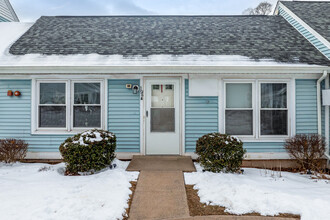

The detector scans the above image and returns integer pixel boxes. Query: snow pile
[0,159,138,220]
[71,129,114,146]
[185,163,330,220]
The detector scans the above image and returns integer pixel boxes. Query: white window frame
[32,79,105,134]
[224,80,256,138]
[36,80,70,132]
[222,79,291,142]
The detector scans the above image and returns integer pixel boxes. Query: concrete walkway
[127,156,297,220]
[128,156,194,219]
[129,171,190,219]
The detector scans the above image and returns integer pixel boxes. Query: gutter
[0,65,329,75]
[317,70,330,160]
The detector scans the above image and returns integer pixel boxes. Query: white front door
[145,78,180,155]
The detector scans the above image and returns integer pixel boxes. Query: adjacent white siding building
[0,0,19,22]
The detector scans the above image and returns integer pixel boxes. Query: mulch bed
[123,181,137,220]
[185,185,300,219]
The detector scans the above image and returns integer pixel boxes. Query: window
[225,83,253,135]
[73,83,101,128]
[260,83,288,135]
[38,83,66,128]
[35,80,103,133]
[223,80,289,139]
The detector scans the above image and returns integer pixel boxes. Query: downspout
[317,70,330,160]
[325,73,330,161]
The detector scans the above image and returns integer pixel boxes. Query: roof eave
[0,65,328,75]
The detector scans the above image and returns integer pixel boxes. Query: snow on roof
[0,21,325,67]
[0,22,33,52]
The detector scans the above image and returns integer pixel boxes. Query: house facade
[0,1,329,161]
[0,0,19,22]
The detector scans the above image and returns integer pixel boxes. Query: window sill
[31,129,104,135]
[238,137,289,143]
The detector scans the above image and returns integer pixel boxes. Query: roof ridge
[40,15,277,18]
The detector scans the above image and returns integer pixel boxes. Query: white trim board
[0,65,329,75]
[278,2,330,59]
[184,152,292,160]
[0,73,325,80]
[25,152,142,160]
[26,151,291,160]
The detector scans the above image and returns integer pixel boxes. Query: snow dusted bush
[59,129,116,175]
[195,133,246,173]
[285,134,326,172]
[0,139,28,163]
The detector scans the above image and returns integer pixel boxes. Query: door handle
[146,110,148,117]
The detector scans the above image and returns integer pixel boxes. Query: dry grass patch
[123,181,137,220]
[185,185,300,219]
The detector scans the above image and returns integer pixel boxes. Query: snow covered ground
[185,163,330,220]
[0,159,138,220]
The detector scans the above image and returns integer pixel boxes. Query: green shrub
[195,133,246,173]
[59,129,116,174]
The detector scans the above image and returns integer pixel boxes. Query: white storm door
[145,78,180,155]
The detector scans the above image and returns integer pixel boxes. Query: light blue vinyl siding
[0,79,141,153]
[244,142,285,153]
[108,79,140,153]
[0,80,70,152]
[278,6,330,59]
[185,79,218,152]
[0,16,9,22]
[295,79,329,153]
[1,78,326,156]
[295,79,318,134]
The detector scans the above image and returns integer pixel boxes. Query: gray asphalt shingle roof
[9,15,330,66]
[281,1,330,43]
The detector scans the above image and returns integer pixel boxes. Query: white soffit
[189,78,218,97]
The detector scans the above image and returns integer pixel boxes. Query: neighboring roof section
[281,1,330,42]
[9,15,330,66]
[0,0,19,22]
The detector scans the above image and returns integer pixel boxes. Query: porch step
[126,155,196,172]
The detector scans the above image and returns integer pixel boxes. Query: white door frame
[143,76,183,155]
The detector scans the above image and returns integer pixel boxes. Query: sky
[10,0,327,22]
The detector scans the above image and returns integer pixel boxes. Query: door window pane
[226,83,252,108]
[225,110,253,135]
[261,83,287,108]
[150,84,175,132]
[74,83,100,104]
[40,83,65,104]
[39,106,66,127]
[151,84,174,108]
[261,110,287,135]
[151,108,175,132]
[74,106,101,127]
